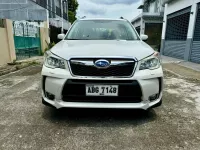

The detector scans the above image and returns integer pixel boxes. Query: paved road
[0,65,200,150]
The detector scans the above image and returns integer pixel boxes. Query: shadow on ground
[42,107,158,127]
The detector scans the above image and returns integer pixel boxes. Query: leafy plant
[45,41,56,50]
[68,11,77,24]
[68,0,79,23]
[50,42,56,48]
[7,59,17,65]
[41,41,56,55]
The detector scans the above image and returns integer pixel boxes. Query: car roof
[79,18,127,21]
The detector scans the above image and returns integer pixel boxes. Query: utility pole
[61,0,68,34]
[66,0,68,21]
[46,0,49,29]
[61,0,64,34]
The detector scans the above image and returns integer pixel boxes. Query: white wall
[146,0,165,13]
[187,2,199,38]
[162,0,200,39]
[166,0,198,15]
[159,0,165,12]
[0,27,10,66]
[163,0,200,39]
[149,1,156,12]
[161,4,168,39]
[132,19,141,28]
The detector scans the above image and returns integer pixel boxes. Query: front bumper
[41,65,163,110]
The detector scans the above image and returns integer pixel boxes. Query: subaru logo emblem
[94,59,110,68]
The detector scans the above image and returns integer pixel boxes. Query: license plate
[86,85,118,96]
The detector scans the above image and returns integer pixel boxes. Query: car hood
[50,40,154,61]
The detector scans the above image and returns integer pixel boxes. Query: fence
[13,21,41,60]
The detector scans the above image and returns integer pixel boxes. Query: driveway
[0,65,200,150]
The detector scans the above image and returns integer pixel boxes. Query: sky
[76,0,142,21]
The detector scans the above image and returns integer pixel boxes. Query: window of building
[166,8,191,41]
[193,6,200,41]
[36,0,47,9]
[56,6,61,17]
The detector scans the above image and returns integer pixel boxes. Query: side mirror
[57,34,65,40]
[140,34,148,41]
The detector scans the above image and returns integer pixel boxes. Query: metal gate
[13,21,41,60]
[163,7,191,59]
[190,4,200,63]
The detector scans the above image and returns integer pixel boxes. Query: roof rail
[81,16,86,19]
[120,17,129,22]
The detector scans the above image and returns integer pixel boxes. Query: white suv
[42,18,163,110]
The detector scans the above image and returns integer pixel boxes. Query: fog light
[45,91,55,100]
[149,94,159,102]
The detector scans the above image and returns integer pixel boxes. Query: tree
[68,10,76,24]
[68,0,78,23]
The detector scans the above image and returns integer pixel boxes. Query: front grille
[62,79,142,103]
[69,58,136,77]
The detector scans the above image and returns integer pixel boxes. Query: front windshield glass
[65,20,139,40]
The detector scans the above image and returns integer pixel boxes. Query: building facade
[131,0,164,49]
[161,0,200,63]
[0,0,70,30]
[0,0,47,21]
[0,0,72,63]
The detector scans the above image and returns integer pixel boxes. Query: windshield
[65,20,139,40]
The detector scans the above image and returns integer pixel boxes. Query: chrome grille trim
[70,60,94,66]
[70,60,135,67]
[68,57,138,78]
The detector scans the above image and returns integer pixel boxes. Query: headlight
[139,53,161,70]
[44,51,66,69]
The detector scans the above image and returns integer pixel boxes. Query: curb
[163,68,200,81]
[163,68,183,77]
[0,64,42,79]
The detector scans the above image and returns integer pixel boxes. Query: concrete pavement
[0,64,200,150]
[161,55,200,80]
[161,55,200,72]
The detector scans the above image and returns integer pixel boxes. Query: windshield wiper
[66,38,91,40]
[66,38,82,40]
